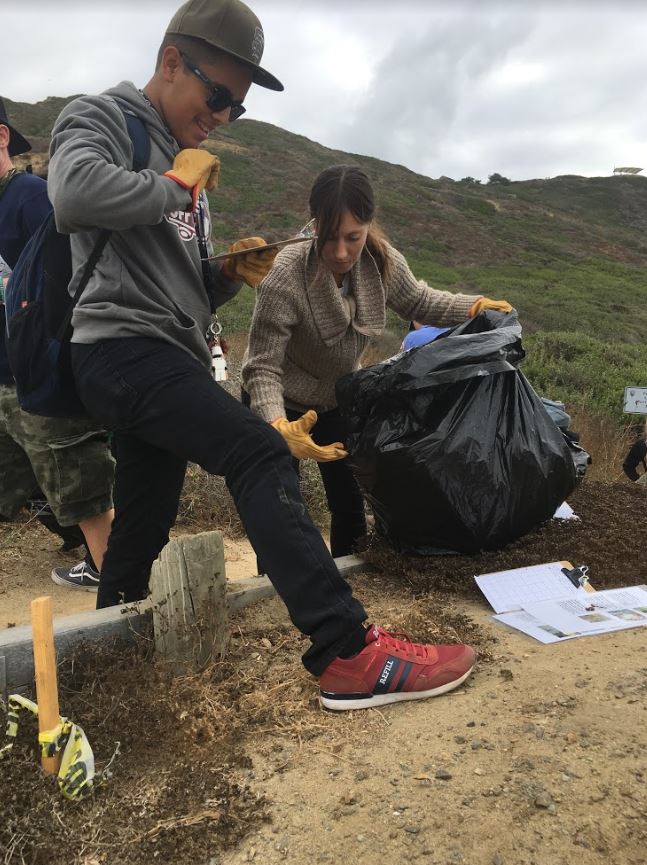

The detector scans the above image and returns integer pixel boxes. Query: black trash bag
[540,397,570,431]
[539,395,592,482]
[335,310,577,555]
[561,434,591,482]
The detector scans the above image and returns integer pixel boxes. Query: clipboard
[474,561,596,616]
[209,234,314,262]
[560,560,595,592]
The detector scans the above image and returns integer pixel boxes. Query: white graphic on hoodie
[166,210,196,241]
[164,193,212,243]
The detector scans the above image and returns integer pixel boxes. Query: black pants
[71,338,366,675]
[241,391,366,558]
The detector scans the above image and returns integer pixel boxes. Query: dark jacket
[622,437,647,481]
[0,171,52,385]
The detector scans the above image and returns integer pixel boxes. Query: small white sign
[623,387,647,414]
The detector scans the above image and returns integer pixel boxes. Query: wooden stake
[150,531,227,674]
[31,596,61,775]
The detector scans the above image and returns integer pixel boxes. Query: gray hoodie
[48,81,240,370]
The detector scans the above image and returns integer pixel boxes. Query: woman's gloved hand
[164,149,220,210]
[221,237,278,288]
[469,297,513,317]
[272,411,348,462]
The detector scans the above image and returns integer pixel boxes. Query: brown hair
[308,165,392,282]
[155,34,229,71]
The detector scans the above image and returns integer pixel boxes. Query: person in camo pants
[0,97,115,590]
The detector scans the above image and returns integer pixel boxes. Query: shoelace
[69,562,97,579]
[374,628,433,660]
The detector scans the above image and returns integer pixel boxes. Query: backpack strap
[123,111,151,173]
[55,228,111,341]
[56,110,151,341]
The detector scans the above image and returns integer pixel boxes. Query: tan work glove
[221,237,278,288]
[164,149,220,210]
[272,410,348,462]
[469,297,513,317]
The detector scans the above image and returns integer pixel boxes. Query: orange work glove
[164,149,220,210]
[272,411,348,462]
[220,237,279,288]
[469,297,513,317]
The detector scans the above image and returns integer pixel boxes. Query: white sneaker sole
[50,571,99,592]
[320,666,474,711]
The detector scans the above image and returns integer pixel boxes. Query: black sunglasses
[179,51,246,122]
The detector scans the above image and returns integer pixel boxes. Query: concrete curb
[0,555,369,696]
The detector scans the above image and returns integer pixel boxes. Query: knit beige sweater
[242,240,481,422]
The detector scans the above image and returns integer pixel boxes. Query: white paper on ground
[474,561,589,615]
[553,501,579,520]
[522,585,647,636]
[492,611,579,643]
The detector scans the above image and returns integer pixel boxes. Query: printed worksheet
[474,561,589,614]
[492,610,579,644]
[522,585,647,636]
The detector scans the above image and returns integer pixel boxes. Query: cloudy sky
[4,0,647,182]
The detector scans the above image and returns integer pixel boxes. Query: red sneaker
[319,625,475,711]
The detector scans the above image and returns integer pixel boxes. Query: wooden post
[30,596,61,776]
[149,531,227,674]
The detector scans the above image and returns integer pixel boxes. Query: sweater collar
[305,245,386,346]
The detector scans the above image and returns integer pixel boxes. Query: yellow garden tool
[0,596,119,800]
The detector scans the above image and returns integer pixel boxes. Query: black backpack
[5,111,150,417]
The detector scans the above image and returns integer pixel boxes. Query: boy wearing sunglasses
[46,0,476,711]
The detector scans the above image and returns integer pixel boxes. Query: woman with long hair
[242,164,511,557]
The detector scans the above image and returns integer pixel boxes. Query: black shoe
[51,560,100,591]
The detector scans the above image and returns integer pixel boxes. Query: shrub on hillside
[488,173,511,185]
[523,331,647,423]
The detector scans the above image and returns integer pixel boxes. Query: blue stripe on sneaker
[394,661,413,692]
[373,656,401,695]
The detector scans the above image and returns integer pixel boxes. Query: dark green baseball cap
[166,0,284,91]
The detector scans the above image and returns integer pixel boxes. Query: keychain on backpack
[207,320,228,382]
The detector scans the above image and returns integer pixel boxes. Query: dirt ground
[1,479,646,865]
[0,522,259,627]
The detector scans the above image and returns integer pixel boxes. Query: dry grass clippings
[0,568,495,865]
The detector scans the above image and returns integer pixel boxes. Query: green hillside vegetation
[8,95,647,423]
